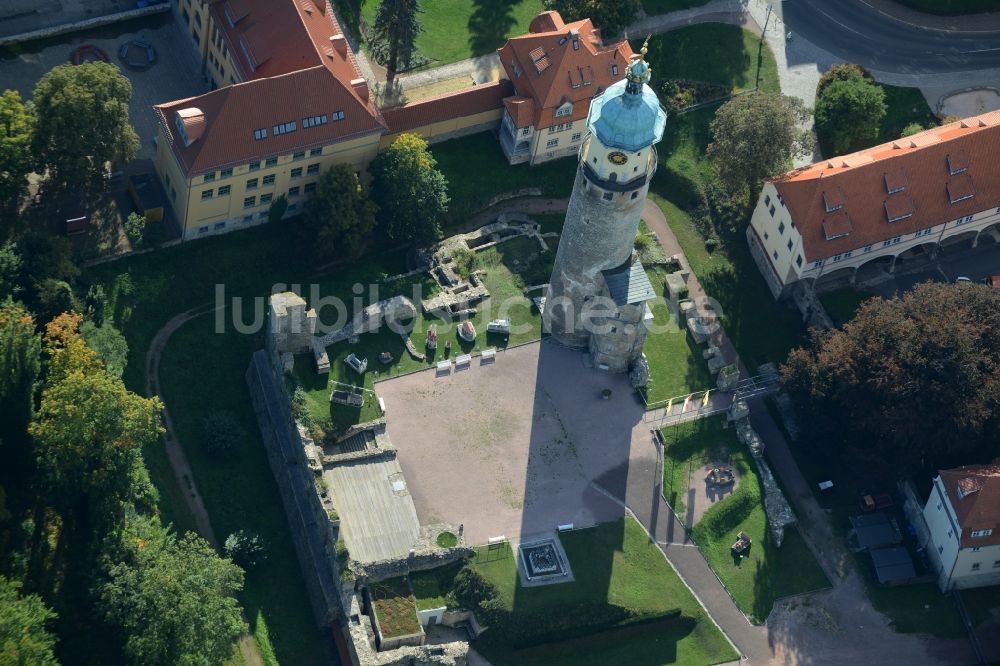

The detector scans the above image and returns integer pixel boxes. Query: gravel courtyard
[376,340,664,546]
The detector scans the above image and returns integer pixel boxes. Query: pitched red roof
[382,80,513,134]
[771,110,1000,262]
[155,66,384,176]
[497,11,631,130]
[939,465,1000,548]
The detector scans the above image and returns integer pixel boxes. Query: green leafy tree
[0,303,41,449]
[544,0,640,37]
[0,90,35,221]
[84,283,106,326]
[32,62,140,187]
[101,515,247,666]
[300,164,377,262]
[29,314,162,515]
[815,76,887,155]
[268,194,288,224]
[373,0,423,87]
[224,529,267,569]
[124,211,145,246]
[815,62,872,98]
[0,575,58,665]
[781,282,1000,477]
[201,410,245,458]
[371,133,448,246]
[707,93,813,198]
[0,240,23,301]
[79,320,128,378]
[900,122,924,138]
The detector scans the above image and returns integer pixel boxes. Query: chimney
[330,34,348,57]
[351,78,369,100]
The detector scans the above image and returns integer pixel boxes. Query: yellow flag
[702,390,711,407]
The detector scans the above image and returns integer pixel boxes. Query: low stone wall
[351,546,475,582]
[348,594,468,666]
[0,3,169,46]
[441,610,485,638]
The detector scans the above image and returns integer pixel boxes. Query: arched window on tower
[609,172,618,183]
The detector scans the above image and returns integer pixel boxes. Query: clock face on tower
[607,151,628,166]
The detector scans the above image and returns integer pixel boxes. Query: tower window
[631,191,638,199]
[602,192,613,201]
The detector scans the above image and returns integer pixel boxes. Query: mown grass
[677,419,830,623]
[361,0,544,66]
[413,518,738,666]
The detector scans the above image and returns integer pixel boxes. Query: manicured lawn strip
[643,0,712,14]
[671,419,829,622]
[158,315,336,666]
[466,518,739,665]
[892,0,1000,14]
[880,84,937,140]
[361,0,544,66]
[819,288,876,327]
[430,133,576,226]
[371,577,422,638]
[643,266,713,404]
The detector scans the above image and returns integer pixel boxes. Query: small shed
[848,512,902,550]
[128,173,165,222]
[870,546,916,585]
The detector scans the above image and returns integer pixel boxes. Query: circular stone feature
[118,39,157,70]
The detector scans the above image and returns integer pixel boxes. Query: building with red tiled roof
[380,80,514,144]
[496,10,632,165]
[747,111,1000,299]
[915,464,1000,590]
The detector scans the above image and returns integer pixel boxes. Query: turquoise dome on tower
[586,46,667,152]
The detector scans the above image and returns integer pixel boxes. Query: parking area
[0,11,208,160]
[375,340,663,546]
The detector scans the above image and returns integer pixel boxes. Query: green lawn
[643,265,713,404]
[158,315,336,666]
[893,0,1000,13]
[371,577,422,638]
[642,0,711,14]
[668,418,830,623]
[413,518,738,665]
[880,84,937,140]
[430,133,576,227]
[819,288,876,327]
[361,0,544,66]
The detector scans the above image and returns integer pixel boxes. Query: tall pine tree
[373,0,423,86]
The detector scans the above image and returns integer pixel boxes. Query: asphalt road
[778,0,1000,73]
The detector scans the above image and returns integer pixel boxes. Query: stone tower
[543,44,667,372]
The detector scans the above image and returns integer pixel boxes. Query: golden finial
[640,35,650,60]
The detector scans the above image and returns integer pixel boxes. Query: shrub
[224,529,268,569]
[202,410,245,457]
[816,63,872,98]
[900,122,924,138]
[634,233,651,251]
[436,531,458,548]
[125,211,146,245]
[704,238,718,253]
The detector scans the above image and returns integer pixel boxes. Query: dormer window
[947,150,969,176]
[555,103,573,118]
[884,195,914,223]
[175,114,189,145]
[253,128,267,140]
[947,174,975,204]
[884,168,907,194]
[823,188,845,213]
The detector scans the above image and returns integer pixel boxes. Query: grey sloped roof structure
[602,256,656,305]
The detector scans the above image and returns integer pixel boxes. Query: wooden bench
[481,348,496,363]
[488,535,506,546]
[436,360,452,373]
[558,523,574,532]
[455,353,472,366]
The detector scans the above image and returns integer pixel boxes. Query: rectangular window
[246,178,258,190]
[521,127,530,136]
[249,161,260,172]
[288,203,298,212]
[288,186,300,197]
[201,190,213,200]
[572,133,582,142]
[260,193,273,204]
[555,106,572,117]
[265,157,278,168]
[293,151,305,161]
[221,168,233,178]
[243,196,256,208]
[198,225,208,234]
[254,128,267,140]
[331,111,345,121]
[290,167,303,179]
[813,260,823,269]
[611,64,619,76]
[883,239,893,247]
[203,172,216,183]
[971,563,981,571]
[546,138,558,148]
[218,185,231,196]
[262,174,275,186]
[242,214,252,222]
[310,147,322,157]
[602,191,613,201]
[214,221,226,231]
[302,114,328,128]
[864,245,872,253]
[307,163,319,175]
[272,121,297,136]
[304,182,317,193]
